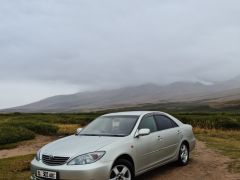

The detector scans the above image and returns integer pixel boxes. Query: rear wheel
[178,143,189,165]
[110,159,134,180]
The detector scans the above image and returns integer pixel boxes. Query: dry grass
[57,124,81,135]
[0,154,34,180]
[194,128,240,173]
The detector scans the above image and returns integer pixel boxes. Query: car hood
[41,135,121,158]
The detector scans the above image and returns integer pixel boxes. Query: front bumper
[30,158,112,180]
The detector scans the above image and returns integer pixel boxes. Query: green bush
[0,126,35,145]
[217,118,240,130]
[175,114,240,130]
[0,113,98,125]
[2,121,59,135]
[79,118,93,126]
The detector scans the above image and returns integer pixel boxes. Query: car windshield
[79,115,139,137]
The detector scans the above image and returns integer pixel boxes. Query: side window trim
[163,115,179,128]
[170,117,179,128]
[153,114,178,131]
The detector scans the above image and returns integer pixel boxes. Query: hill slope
[2,76,240,112]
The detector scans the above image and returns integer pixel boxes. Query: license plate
[36,170,57,179]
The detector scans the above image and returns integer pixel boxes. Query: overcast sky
[0,0,240,109]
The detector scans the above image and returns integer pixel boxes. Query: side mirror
[75,128,83,135]
[135,128,150,137]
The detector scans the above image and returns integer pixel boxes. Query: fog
[0,0,240,108]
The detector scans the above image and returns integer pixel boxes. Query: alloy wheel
[180,144,189,163]
[110,164,131,180]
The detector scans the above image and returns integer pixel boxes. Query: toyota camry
[31,111,196,180]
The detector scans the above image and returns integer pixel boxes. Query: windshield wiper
[79,133,125,137]
[79,134,101,136]
[106,134,126,137]
[95,134,126,137]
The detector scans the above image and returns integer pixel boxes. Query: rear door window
[154,115,177,131]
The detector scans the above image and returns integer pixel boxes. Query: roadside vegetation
[175,112,240,130]
[0,110,240,148]
[56,124,80,135]
[0,126,35,146]
[0,109,239,178]
[0,113,99,148]
[2,121,58,135]
[0,154,34,180]
[194,128,240,173]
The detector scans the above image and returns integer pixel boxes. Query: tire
[110,159,134,180]
[178,142,189,166]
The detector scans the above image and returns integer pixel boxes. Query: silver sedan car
[31,111,196,180]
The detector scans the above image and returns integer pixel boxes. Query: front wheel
[178,143,189,165]
[110,159,134,180]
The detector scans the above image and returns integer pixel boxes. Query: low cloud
[0,0,240,108]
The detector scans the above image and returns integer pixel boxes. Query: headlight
[67,151,105,165]
[36,149,41,161]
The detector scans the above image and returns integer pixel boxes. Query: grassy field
[0,113,99,147]
[194,128,240,173]
[0,111,239,147]
[0,154,34,180]
[0,110,239,179]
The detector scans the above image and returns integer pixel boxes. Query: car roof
[102,111,183,126]
[103,111,164,116]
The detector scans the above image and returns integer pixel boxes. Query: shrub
[2,121,59,135]
[175,114,240,130]
[217,118,240,130]
[57,124,80,135]
[79,118,93,126]
[0,126,35,145]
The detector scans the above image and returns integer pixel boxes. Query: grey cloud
[0,0,240,89]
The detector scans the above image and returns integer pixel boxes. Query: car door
[154,115,182,162]
[133,115,160,172]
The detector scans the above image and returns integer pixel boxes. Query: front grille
[42,154,69,166]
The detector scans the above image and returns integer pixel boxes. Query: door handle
[158,136,163,141]
[177,130,181,134]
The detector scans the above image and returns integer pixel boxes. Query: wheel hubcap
[180,144,188,163]
[110,165,131,180]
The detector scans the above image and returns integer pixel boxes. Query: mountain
[2,76,240,113]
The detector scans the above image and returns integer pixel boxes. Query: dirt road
[0,135,57,159]
[0,138,239,180]
[138,141,239,180]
